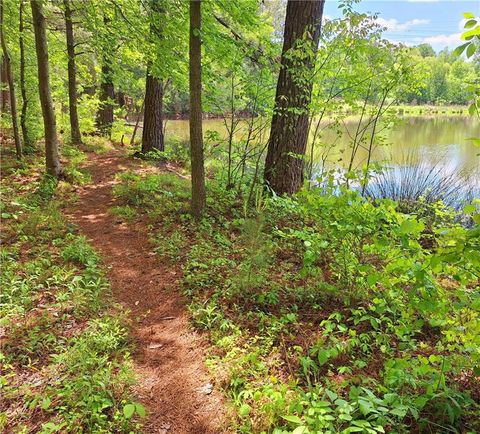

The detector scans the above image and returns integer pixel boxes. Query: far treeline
[0,0,479,214]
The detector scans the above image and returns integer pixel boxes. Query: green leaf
[466,225,480,238]
[367,273,379,287]
[41,397,51,410]
[28,397,38,410]
[352,419,372,427]
[400,219,414,234]
[326,389,338,401]
[464,19,477,29]
[123,403,135,419]
[463,12,475,19]
[282,415,303,424]
[390,406,408,417]
[292,427,308,434]
[344,427,364,433]
[466,42,476,58]
[318,349,330,366]
[464,204,476,214]
[462,27,480,40]
[135,403,146,418]
[239,403,251,417]
[400,219,424,235]
[358,399,372,416]
[453,42,469,57]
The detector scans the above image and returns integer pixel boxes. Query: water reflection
[165,116,479,175]
[311,116,479,174]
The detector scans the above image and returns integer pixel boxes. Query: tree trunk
[31,0,61,176]
[1,58,9,115]
[1,0,22,159]
[19,0,32,149]
[141,0,165,153]
[130,99,144,145]
[189,0,206,218]
[96,14,114,137]
[141,69,164,153]
[264,0,324,195]
[64,0,81,145]
[116,91,125,108]
[96,62,114,136]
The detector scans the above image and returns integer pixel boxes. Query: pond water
[164,115,479,204]
[165,115,479,173]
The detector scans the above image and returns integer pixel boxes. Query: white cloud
[423,32,462,47]
[386,39,414,47]
[376,17,430,32]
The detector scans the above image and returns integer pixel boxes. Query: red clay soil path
[66,150,229,434]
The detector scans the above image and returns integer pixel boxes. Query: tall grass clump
[363,151,477,211]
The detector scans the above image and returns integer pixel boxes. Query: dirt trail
[67,150,229,434]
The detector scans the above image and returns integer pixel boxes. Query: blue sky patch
[324,0,480,51]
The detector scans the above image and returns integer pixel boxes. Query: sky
[323,0,480,51]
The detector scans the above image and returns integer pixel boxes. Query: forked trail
[67,150,228,434]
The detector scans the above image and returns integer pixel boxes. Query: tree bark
[96,61,114,136]
[31,0,61,176]
[141,69,164,153]
[189,0,206,218]
[116,91,125,108]
[64,0,81,145]
[0,58,8,115]
[1,0,22,159]
[130,99,144,145]
[96,14,114,137]
[141,0,165,153]
[19,0,32,149]
[264,0,324,195]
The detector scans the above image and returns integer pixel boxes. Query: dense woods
[1,0,479,433]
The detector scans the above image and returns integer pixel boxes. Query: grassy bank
[111,160,480,433]
[62,103,471,150]
[389,105,469,117]
[0,147,143,433]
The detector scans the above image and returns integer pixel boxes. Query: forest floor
[3,140,479,433]
[66,149,229,434]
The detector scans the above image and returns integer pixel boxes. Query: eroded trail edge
[67,150,228,434]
